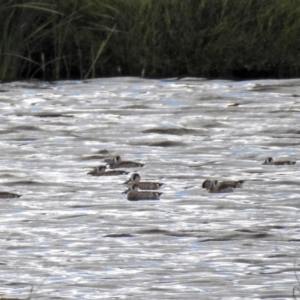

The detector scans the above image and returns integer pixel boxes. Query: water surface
[0,77,300,299]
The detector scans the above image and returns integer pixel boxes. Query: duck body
[262,157,296,165]
[135,182,163,190]
[123,183,162,201]
[0,192,21,198]
[109,155,145,169]
[202,179,244,189]
[124,173,163,190]
[206,180,236,193]
[87,165,128,176]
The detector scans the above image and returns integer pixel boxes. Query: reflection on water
[0,77,300,299]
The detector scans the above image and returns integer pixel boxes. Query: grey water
[0,77,300,299]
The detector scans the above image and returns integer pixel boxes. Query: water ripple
[0,77,299,299]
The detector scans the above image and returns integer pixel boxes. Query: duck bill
[87,170,95,175]
[122,188,129,194]
[123,179,131,185]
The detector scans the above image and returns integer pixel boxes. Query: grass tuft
[1,0,300,79]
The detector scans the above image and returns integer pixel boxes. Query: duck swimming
[87,165,128,176]
[206,180,236,193]
[0,191,21,198]
[122,183,162,201]
[124,173,163,190]
[262,157,296,165]
[202,179,244,189]
[108,155,145,169]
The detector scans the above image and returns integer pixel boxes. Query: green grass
[1,0,300,80]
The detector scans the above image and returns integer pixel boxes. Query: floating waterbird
[0,191,21,198]
[108,155,145,169]
[202,179,244,190]
[87,165,128,176]
[262,157,296,165]
[206,180,236,193]
[124,173,163,190]
[122,183,162,201]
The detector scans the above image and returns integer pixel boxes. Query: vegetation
[1,0,300,80]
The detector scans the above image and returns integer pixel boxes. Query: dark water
[0,77,300,299]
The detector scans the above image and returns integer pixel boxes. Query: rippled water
[0,77,300,299]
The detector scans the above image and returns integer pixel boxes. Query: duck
[202,179,244,189]
[0,191,21,198]
[122,183,162,201]
[87,165,129,176]
[262,157,296,165]
[108,155,145,169]
[206,180,236,193]
[124,173,163,190]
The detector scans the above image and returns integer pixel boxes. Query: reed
[105,0,300,78]
[1,0,300,79]
[0,0,114,80]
